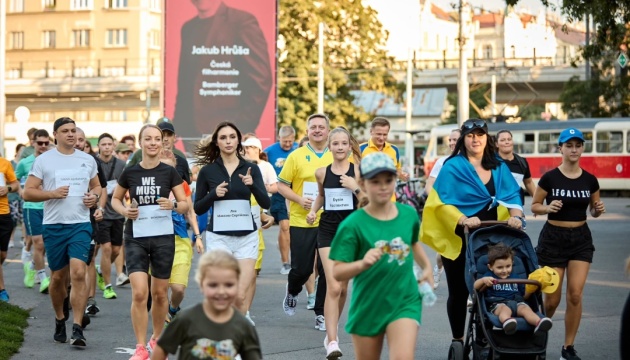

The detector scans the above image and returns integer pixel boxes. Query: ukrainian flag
[420,155,523,260]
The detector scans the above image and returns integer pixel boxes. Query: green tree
[446,85,489,124]
[508,0,630,117]
[278,0,398,135]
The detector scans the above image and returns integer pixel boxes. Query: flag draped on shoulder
[420,154,522,260]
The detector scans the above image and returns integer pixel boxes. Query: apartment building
[3,0,162,157]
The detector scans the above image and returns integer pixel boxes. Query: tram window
[628,131,630,153]
[583,131,593,152]
[596,131,623,153]
[538,133,560,153]
[513,133,535,154]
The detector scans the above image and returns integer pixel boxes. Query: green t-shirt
[157,304,262,360]
[19,146,34,160]
[15,155,43,210]
[329,202,422,336]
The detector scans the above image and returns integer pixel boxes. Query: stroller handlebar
[464,220,508,235]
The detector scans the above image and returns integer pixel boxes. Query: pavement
[3,197,630,360]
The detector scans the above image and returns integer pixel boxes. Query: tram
[424,118,630,191]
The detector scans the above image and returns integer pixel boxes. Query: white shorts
[205,231,259,260]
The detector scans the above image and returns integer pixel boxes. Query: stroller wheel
[448,341,465,360]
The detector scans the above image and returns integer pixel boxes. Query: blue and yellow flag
[420,155,522,260]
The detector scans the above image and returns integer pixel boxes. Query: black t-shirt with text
[118,162,183,238]
[538,167,599,222]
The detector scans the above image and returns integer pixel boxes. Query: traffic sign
[618,52,628,68]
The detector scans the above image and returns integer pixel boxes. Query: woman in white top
[242,136,278,194]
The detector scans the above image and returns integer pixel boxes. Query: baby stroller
[449,222,549,360]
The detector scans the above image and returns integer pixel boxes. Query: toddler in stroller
[474,242,552,335]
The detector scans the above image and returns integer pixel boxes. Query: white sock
[21,248,31,263]
[29,261,35,270]
[37,270,47,282]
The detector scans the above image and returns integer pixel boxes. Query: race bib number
[324,188,353,211]
[251,205,262,229]
[106,180,117,195]
[55,169,89,197]
[213,200,253,232]
[302,182,318,199]
[133,205,174,237]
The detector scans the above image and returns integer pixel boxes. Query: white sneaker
[315,315,326,331]
[326,340,342,359]
[306,292,316,310]
[282,284,297,316]
[433,265,443,290]
[8,240,15,248]
[116,273,130,287]
[280,263,291,275]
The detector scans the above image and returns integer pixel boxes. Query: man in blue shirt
[264,125,297,274]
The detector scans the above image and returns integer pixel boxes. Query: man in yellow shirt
[278,114,331,331]
[0,155,20,302]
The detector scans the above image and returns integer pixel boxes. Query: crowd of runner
[0,115,605,360]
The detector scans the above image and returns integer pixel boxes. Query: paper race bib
[302,182,318,199]
[106,180,117,195]
[0,173,5,187]
[251,205,262,229]
[132,205,174,237]
[324,188,354,211]
[213,200,254,232]
[55,169,89,197]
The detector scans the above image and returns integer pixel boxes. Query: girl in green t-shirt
[330,152,433,360]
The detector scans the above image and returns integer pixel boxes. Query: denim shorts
[43,222,93,271]
[536,222,595,268]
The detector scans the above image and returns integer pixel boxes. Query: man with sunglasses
[15,129,53,293]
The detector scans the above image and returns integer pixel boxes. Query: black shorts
[125,235,175,280]
[270,194,289,223]
[0,214,14,252]
[86,240,96,266]
[536,222,595,268]
[317,222,340,249]
[96,219,124,246]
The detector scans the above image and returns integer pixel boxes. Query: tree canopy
[277,0,399,135]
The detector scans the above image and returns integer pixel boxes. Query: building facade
[3,0,162,157]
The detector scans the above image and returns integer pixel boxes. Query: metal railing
[393,53,580,71]
[4,57,161,79]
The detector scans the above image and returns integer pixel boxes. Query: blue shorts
[24,208,44,236]
[43,222,93,271]
[270,193,289,222]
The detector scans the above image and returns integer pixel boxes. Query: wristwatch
[513,215,527,229]
[353,188,360,195]
[97,207,104,212]
[7,185,12,192]
[195,234,202,239]
[172,199,178,209]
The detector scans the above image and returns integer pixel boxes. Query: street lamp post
[0,0,6,156]
[317,22,325,114]
[457,0,470,126]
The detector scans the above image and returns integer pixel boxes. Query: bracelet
[194,234,202,239]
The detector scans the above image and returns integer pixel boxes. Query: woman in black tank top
[306,127,362,359]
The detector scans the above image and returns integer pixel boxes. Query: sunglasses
[462,119,488,131]
[36,141,50,146]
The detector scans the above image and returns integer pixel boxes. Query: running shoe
[86,297,100,315]
[81,314,91,329]
[130,344,150,360]
[282,283,297,316]
[70,323,87,346]
[315,315,326,331]
[39,277,50,294]
[561,345,581,360]
[306,293,316,310]
[433,265,443,290]
[8,240,15,248]
[245,311,255,326]
[54,318,67,343]
[103,286,117,299]
[96,266,106,291]
[0,289,9,302]
[280,263,291,275]
[23,265,36,288]
[326,340,343,359]
[165,305,180,327]
[147,337,157,354]
[116,273,130,287]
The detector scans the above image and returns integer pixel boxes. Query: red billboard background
[164,0,277,148]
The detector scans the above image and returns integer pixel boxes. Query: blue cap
[558,128,584,145]
[360,152,397,179]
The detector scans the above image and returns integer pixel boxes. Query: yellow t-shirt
[360,139,401,201]
[0,158,17,215]
[278,144,334,228]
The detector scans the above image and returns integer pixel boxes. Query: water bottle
[419,282,437,307]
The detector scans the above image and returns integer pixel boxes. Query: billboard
[164,0,277,146]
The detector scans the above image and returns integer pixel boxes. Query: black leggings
[442,247,470,339]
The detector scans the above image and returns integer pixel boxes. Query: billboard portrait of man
[165,0,275,142]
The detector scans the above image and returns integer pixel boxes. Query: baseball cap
[242,137,262,150]
[360,152,397,179]
[558,127,584,145]
[157,120,175,134]
[53,117,75,132]
[115,143,132,153]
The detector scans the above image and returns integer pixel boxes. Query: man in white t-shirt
[23,117,102,347]
[423,128,460,290]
